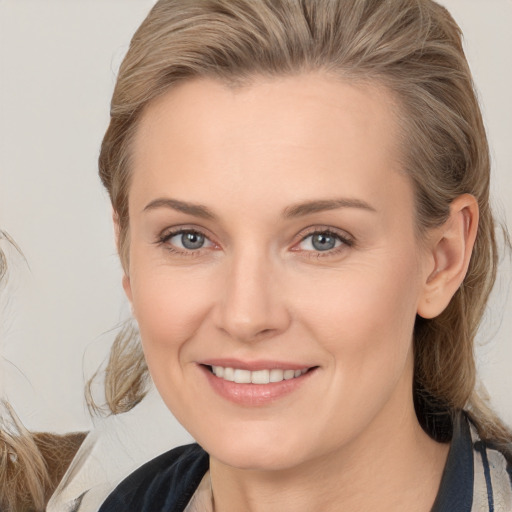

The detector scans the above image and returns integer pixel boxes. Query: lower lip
[199,365,315,406]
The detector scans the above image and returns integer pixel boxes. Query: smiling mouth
[205,365,312,384]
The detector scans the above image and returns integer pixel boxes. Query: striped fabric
[428,414,512,512]
[471,425,512,512]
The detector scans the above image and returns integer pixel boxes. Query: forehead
[130,73,411,217]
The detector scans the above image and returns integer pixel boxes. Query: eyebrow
[143,198,216,219]
[143,197,376,219]
[282,198,376,218]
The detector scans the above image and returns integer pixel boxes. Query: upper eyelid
[158,225,213,241]
[301,232,346,243]
[294,226,354,243]
[157,228,215,255]
[296,235,350,250]
[168,230,212,243]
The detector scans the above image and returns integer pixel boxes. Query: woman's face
[125,74,433,470]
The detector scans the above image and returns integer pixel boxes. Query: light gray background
[0,0,510,434]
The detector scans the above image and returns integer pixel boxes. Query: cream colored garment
[184,472,214,512]
[469,424,512,511]
[47,387,193,512]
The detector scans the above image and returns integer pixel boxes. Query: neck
[209,398,449,512]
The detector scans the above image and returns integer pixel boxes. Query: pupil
[312,233,336,251]
[182,232,204,250]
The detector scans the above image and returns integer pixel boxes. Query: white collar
[47,387,193,512]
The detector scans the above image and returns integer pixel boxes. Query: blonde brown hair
[0,233,86,511]
[0,400,86,512]
[97,0,510,443]
[0,231,48,511]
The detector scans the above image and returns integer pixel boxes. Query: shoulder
[98,443,209,512]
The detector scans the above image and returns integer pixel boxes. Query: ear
[417,194,479,319]
[112,208,133,304]
[112,208,121,253]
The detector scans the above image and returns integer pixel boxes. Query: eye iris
[312,233,336,251]
[181,232,204,250]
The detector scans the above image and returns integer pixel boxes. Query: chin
[214,446,306,472]
[201,429,312,471]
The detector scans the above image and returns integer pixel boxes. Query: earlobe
[122,273,133,304]
[417,194,479,319]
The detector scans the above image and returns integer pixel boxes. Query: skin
[122,73,478,511]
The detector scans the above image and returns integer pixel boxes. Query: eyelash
[156,227,354,258]
[293,228,354,258]
[156,228,215,257]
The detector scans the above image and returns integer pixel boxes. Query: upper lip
[199,358,314,371]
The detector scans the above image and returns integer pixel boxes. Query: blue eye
[166,230,213,251]
[298,231,345,252]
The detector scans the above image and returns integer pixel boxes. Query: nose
[214,250,291,342]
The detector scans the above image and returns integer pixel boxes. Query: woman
[94,0,511,510]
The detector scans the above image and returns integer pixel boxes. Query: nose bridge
[216,245,289,341]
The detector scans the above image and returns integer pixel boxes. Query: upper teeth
[211,366,308,384]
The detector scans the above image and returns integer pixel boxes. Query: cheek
[288,261,421,441]
[295,257,421,382]
[130,266,216,363]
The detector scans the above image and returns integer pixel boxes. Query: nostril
[253,328,277,340]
